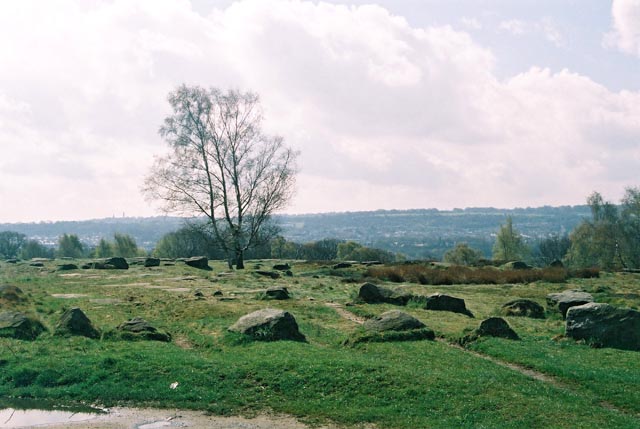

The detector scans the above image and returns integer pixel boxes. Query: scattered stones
[333,262,352,269]
[424,293,474,317]
[184,256,210,270]
[272,263,291,271]
[0,311,46,340]
[547,290,594,318]
[116,317,171,342]
[0,285,26,303]
[255,270,280,279]
[54,307,100,339]
[144,258,161,267]
[363,310,426,332]
[57,264,78,271]
[264,287,290,300]
[228,308,305,342]
[501,299,545,319]
[357,282,414,305]
[565,303,640,351]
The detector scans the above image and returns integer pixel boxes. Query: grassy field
[0,259,639,428]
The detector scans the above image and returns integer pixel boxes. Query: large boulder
[501,299,545,319]
[116,317,171,342]
[475,317,519,340]
[228,308,305,342]
[273,263,291,271]
[363,310,426,332]
[57,264,78,271]
[333,262,352,269]
[184,256,210,270]
[357,283,414,305]
[144,258,160,267]
[547,290,594,318]
[0,285,26,303]
[424,293,474,317]
[565,303,640,351]
[104,257,129,270]
[0,311,46,340]
[502,261,531,270]
[54,307,100,339]
[255,270,281,279]
[264,287,290,300]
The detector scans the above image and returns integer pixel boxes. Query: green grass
[0,259,639,428]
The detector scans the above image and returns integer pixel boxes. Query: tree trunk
[235,249,245,269]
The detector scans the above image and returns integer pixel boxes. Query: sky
[0,0,639,223]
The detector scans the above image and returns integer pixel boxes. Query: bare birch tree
[143,85,298,269]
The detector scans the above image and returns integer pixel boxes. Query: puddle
[0,399,104,428]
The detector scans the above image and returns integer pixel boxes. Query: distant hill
[0,205,591,259]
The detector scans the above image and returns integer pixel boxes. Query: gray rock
[116,317,171,342]
[424,293,474,317]
[228,308,305,342]
[255,270,280,279]
[104,257,129,270]
[363,310,426,332]
[144,258,160,267]
[29,262,44,267]
[475,317,519,340]
[265,287,290,300]
[184,256,210,270]
[547,290,594,318]
[550,259,564,268]
[0,311,46,340]
[502,261,531,270]
[565,303,640,351]
[501,299,545,319]
[0,285,26,303]
[57,264,78,271]
[357,282,414,305]
[55,307,100,339]
[273,263,291,271]
[333,262,352,269]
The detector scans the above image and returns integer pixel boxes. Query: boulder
[333,262,352,269]
[104,257,129,270]
[264,287,290,300]
[0,311,46,340]
[144,258,161,267]
[228,308,305,342]
[565,303,640,351]
[57,264,78,271]
[54,307,100,338]
[363,310,426,332]
[0,285,26,303]
[184,256,209,270]
[357,283,414,305]
[194,289,205,298]
[475,317,519,340]
[550,259,564,268]
[255,270,280,279]
[29,262,44,267]
[547,290,594,318]
[116,317,171,342]
[5,259,18,264]
[213,290,223,297]
[273,263,291,271]
[424,293,474,317]
[502,261,531,270]
[501,299,545,319]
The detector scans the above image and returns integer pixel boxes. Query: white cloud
[499,17,566,47]
[605,0,640,56]
[0,0,638,222]
[460,17,482,31]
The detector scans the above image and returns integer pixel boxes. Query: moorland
[0,257,639,428]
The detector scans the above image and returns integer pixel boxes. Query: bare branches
[143,85,298,268]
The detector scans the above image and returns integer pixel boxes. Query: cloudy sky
[1,0,639,222]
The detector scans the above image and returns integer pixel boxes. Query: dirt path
[23,407,338,429]
[325,303,366,324]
